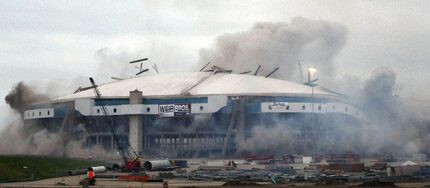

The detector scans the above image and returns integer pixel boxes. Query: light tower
[307,67,318,177]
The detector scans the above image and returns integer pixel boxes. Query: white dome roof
[55,72,334,101]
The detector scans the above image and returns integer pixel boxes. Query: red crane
[89,77,141,171]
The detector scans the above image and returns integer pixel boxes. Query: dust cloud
[199,18,429,158]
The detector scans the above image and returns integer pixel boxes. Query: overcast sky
[1,0,430,128]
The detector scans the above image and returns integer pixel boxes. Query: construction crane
[89,77,141,172]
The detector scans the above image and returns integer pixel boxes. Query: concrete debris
[188,165,296,183]
[197,165,236,171]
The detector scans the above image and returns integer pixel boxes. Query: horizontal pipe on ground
[143,160,171,171]
[89,166,107,173]
[68,166,107,176]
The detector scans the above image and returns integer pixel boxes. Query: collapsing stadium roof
[55,72,335,101]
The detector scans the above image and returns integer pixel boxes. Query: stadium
[23,71,364,158]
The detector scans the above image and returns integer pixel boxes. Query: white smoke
[0,118,116,159]
[198,18,430,158]
[1,82,115,159]
[196,17,347,81]
[238,123,295,154]
[96,48,138,80]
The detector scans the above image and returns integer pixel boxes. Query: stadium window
[113,108,117,113]
[302,105,306,110]
[200,106,203,111]
[146,107,150,112]
[286,105,290,110]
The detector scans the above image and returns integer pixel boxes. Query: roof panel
[54,72,333,101]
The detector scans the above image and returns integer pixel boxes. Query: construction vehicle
[89,77,141,171]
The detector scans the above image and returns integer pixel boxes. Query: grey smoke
[360,67,401,124]
[234,67,430,158]
[0,121,114,159]
[4,82,49,114]
[356,68,430,157]
[1,82,113,159]
[197,17,347,81]
[238,123,295,154]
[197,18,429,158]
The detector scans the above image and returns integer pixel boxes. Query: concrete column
[235,97,246,147]
[222,97,243,157]
[129,90,143,155]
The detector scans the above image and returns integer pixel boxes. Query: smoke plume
[1,82,113,159]
[360,67,401,124]
[238,123,295,154]
[355,68,430,157]
[199,18,430,159]
[197,17,347,81]
[4,82,49,114]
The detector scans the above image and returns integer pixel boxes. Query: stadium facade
[23,72,364,157]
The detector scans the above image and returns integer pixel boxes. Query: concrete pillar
[222,98,238,156]
[235,97,246,148]
[129,90,143,155]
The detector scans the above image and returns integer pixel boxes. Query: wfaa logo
[158,104,191,117]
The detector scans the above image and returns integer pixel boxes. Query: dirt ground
[2,159,430,188]
[0,175,226,188]
[2,175,430,188]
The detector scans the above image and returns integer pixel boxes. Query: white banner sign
[158,104,191,117]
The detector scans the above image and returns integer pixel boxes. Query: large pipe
[143,160,171,171]
[89,166,107,173]
[68,166,107,176]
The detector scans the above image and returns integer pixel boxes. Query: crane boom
[89,77,141,171]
